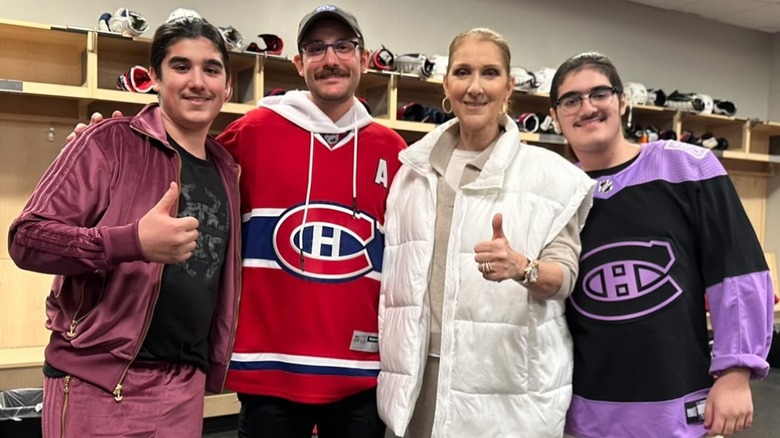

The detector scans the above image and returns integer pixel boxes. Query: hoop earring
[441,96,453,114]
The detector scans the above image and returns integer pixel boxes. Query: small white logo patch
[664,141,708,160]
[350,330,379,353]
[598,179,613,193]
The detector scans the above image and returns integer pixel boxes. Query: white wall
[768,175,780,262]
[768,34,780,259]
[770,33,780,121]
[1,0,773,119]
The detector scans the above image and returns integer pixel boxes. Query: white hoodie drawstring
[299,131,316,271]
[352,110,359,218]
[296,102,362,270]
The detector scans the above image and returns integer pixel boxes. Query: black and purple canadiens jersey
[565,141,774,438]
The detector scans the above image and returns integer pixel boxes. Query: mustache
[576,113,604,125]
[314,67,350,80]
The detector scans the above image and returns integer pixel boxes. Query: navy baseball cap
[297,5,364,48]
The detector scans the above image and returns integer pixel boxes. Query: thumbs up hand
[491,212,506,241]
[138,182,200,264]
[474,213,526,282]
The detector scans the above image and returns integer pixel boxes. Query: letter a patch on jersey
[375,158,388,188]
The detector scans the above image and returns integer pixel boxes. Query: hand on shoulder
[66,110,125,142]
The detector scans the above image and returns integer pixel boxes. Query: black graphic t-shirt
[138,135,230,370]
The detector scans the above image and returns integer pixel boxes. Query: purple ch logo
[570,240,682,322]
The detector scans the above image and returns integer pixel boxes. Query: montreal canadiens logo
[274,203,377,281]
[569,240,682,322]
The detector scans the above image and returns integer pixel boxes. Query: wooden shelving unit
[0,18,777,418]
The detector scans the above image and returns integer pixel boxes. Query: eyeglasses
[554,86,621,115]
[300,40,361,60]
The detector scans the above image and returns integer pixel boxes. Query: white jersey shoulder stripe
[231,352,380,370]
[242,208,286,223]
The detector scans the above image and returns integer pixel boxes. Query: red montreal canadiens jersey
[217,106,405,403]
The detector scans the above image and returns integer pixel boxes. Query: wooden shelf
[94,88,154,104]
[0,21,88,89]
[222,102,255,114]
[712,150,780,164]
[0,82,91,99]
[750,121,780,136]
[204,392,240,418]
[625,104,678,132]
[0,17,777,167]
[747,120,780,157]
[520,132,567,144]
[680,112,742,123]
[374,118,435,133]
[0,345,240,417]
[0,346,44,370]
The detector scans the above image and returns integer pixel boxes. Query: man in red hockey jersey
[217,5,405,437]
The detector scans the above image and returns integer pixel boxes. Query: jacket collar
[400,115,522,190]
[129,103,237,171]
[129,103,168,144]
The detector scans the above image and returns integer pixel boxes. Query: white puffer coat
[378,117,595,438]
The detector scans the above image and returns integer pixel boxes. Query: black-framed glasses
[554,86,621,115]
[300,40,361,60]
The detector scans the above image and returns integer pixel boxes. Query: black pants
[237,388,385,438]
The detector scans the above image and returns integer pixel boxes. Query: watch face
[523,259,539,285]
[529,268,539,284]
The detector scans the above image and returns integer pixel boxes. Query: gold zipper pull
[113,383,123,402]
[66,320,77,338]
[63,375,71,394]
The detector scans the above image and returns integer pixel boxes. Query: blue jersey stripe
[241,215,385,276]
[229,360,380,377]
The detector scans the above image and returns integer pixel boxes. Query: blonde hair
[446,28,511,76]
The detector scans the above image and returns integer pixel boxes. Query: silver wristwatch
[522,259,540,285]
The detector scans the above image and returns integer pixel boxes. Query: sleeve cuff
[710,354,770,380]
[100,220,147,265]
[550,264,573,300]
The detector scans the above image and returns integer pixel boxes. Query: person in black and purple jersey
[548,52,775,438]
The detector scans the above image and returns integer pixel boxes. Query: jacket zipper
[66,277,108,338]
[60,375,71,438]
[112,254,165,402]
[221,165,242,390]
[112,130,180,402]
[65,283,86,338]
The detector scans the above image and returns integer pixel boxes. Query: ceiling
[624,0,780,33]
